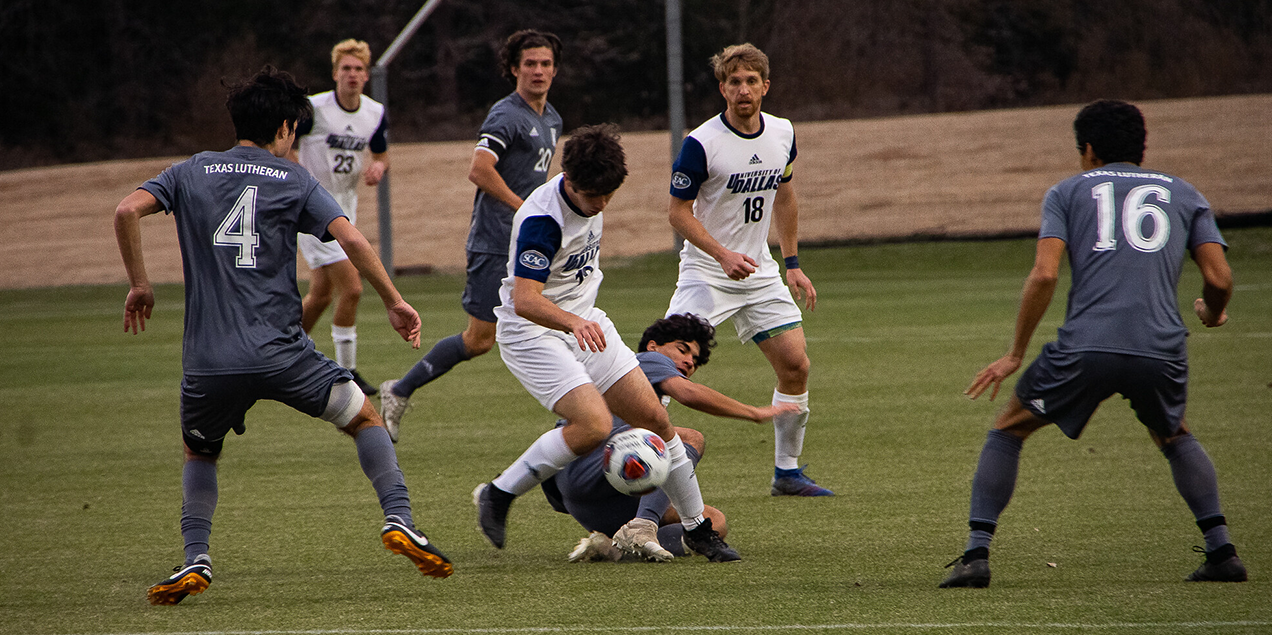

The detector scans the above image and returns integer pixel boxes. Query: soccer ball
[602,428,670,496]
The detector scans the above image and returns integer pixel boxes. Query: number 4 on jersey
[215,186,260,268]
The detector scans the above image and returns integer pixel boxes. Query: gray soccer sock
[965,429,1023,552]
[355,425,413,527]
[656,524,689,557]
[181,458,218,564]
[396,334,470,397]
[635,443,701,524]
[1160,433,1229,551]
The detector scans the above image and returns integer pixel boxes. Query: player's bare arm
[363,151,388,186]
[966,237,1064,400]
[327,216,421,348]
[115,189,164,334]
[469,149,525,211]
[1191,241,1233,327]
[658,375,800,423]
[772,179,816,310]
[668,196,756,280]
[511,276,606,352]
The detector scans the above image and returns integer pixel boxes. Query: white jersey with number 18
[669,112,796,285]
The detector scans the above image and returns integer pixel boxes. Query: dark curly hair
[561,123,627,195]
[499,29,562,84]
[639,313,716,368]
[1074,99,1145,165]
[225,65,311,148]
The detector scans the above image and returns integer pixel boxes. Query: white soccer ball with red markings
[602,428,670,496]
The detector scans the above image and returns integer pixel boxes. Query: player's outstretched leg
[146,555,212,605]
[381,515,453,578]
[385,332,475,441]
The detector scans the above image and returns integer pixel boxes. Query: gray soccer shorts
[179,348,354,456]
[461,251,507,323]
[1015,342,1188,440]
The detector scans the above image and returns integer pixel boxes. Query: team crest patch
[519,250,550,270]
[671,172,692,190]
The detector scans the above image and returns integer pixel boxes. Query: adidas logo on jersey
[345,125,355,132]
[749,154,762,165]
[530,127,540,137]
[1030,398,1046,414]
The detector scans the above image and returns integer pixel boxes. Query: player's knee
[322,380,368,435]
[463,328,496,357]
[704,505,727,538]
[567,416,612,451]
[782,353,810,382]
[674,427,705,456]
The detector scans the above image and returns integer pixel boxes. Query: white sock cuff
[540,427,579,466]
[332,325,357,343]
[773,389,809,410]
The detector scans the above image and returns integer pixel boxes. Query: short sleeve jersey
[494,175,604,343]
[140,145,348,375]
[669,112,797,284]
[1040,162,1226,360]
[294,91,387,218]
[467,92,563,255]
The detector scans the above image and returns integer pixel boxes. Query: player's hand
[570,318,607,353]
[1194,298,1228,327]
[965,355,1023,401]
[386,300,422,348]
[753,402,803,423]
[717,251,757,280]
[363,161,387,186]
[786,268,817,311]
[123,285,154,334]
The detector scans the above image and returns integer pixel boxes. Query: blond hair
[710,43,769,82]
[331,39,372,70]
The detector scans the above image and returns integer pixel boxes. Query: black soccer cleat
[349,369,378,395]
[381,515,453,579]
[939,550,991,588]
[473,482,515,549]
[1185,544,1247,582]
[683,518,741,562]
[146,554,212,605]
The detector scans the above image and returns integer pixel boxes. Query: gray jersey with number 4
[140,144,348,375]
[1039,162,1226,361]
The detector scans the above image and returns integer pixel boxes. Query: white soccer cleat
[379,379,410,443]
[567,531,622,562]
[613,518,673,562]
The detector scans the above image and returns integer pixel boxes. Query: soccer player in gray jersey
[115,67,452,605]
[380,30,563,441]
[542,314,800,563]
[939,100,1244,589]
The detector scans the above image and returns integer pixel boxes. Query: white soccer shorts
[499,308,639,411]
[666,276,803,343]
[298,232,350,269]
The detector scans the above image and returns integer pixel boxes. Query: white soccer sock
[659,434,706,530]
[773,390,809,470]
[492,427,578,496]
[332,325,357,369]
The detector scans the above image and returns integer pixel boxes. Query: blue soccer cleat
[771,465,835,496]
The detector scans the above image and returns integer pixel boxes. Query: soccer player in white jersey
[666,43,830,497]
[472,124,740,562]
[290,39,389,396]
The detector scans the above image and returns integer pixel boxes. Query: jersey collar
[557,177,590,218]
[718,111,765,139]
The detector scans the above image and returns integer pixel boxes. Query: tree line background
[3,0,1269,171]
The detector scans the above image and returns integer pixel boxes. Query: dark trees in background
[2,0,1269,170]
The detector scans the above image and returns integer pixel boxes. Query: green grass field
[1,230,1269,635]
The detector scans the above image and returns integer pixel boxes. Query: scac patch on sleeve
[671,172,692,190]
[518,250,550,270]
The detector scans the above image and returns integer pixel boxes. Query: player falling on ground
[667,43,829,497]
[290,39,389,395]
[544,314,801,563]
[380,29,563,440]
[940,99,1245,589]
[471,124,740,562]
[116,66,452,606]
